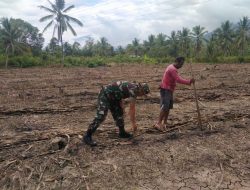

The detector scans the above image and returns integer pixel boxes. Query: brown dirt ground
[0,63,249,190]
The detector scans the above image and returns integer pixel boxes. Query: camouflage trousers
[87,89,124,134]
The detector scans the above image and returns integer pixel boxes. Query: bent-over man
[84,81,150,146]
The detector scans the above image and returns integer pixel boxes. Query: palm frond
[38,5,55,13]
[66,22,76,36]
[42,20,54,33]
[39,15,54,22]
[63,5,74,13]
[47,0,54,7]
[64,15,83,26]
[14,41,28,54]
[1,30,10,38]
[48,0,58,12]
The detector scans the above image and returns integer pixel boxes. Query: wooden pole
[189,59,203,130]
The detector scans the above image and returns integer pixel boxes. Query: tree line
[0,0,249,68]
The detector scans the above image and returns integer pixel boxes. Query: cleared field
[0,63,249,189]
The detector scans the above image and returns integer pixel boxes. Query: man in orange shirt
[155,57,195,131]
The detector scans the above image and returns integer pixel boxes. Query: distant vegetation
[0,1,249,68]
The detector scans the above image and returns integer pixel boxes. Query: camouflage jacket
[102,81,139,101]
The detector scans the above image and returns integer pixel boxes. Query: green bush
[203,56,250,64]
[216,56,242,64]
[85,57,106,67]
[0,54,5,68]
[8,56,42,68]
[143,55,157,64]
[156,57,173,64]
[237,56,250,63]
[108,55,144,64]
[64,56,106,67]
[1,54,249,69]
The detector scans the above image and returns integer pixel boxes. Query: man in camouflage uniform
[84,81,150,146]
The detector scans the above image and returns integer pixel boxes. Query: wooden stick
[189,59,203,130]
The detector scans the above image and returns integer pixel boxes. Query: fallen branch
[129,121,191,140]
[36,164,47,190]
[215,163,224,190]
[0,132,83,151]
[63,134,70,153]
[198,100,207,108]
[82,174,90,190]
[0,137,49,151]
[1,160,17,173]
[208,122,216,130]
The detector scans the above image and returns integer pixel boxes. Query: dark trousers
[87,90,124,135]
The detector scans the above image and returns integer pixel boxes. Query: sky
[0,0,249,47]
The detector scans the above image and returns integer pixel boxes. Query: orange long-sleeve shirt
[160,64,191,92]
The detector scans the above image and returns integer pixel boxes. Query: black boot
[83,130,97,146]
[118,126,132,138]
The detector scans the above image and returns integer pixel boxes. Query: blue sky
[0,0,249,47]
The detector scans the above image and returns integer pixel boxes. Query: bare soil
[0,63,249,190]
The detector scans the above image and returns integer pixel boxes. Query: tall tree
[64,42,72,56]
[206,34,219,61]
[11,18,44,56]
[47,37,59,52]
[0,18,24,68]
[82,37,94,56]
[72,41,81,55]
[154,33,168,58]
[39,0,83,64]
[191,25,207,59]
[143,34,155,53]
[167,31,179,57]
[236,16,250,57]
[214,20,234,56]
[177,28,191,57]
[155,33,167,46]
[131,38,140,57]
[94,37,113,56]
[116,45,125,55]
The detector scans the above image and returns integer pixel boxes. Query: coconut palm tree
[236,16,250,57]
[155,33,167,46]
[132,38,140,57]
[0,18,23,68]
[72,41,81,55]
[177,28,191,57]
[167,31,179,57]
[143,34,155,53]
[214,20,234,56]
[191,25,208,59]
[39,0,83,64]
[206,33,219,61]
[94,37,113,56]
[116,45,125,55]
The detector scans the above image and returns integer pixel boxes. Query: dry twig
[35,165,47,190]
[215,163,224,190]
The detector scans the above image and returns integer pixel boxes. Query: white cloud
[0,0,249,47]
